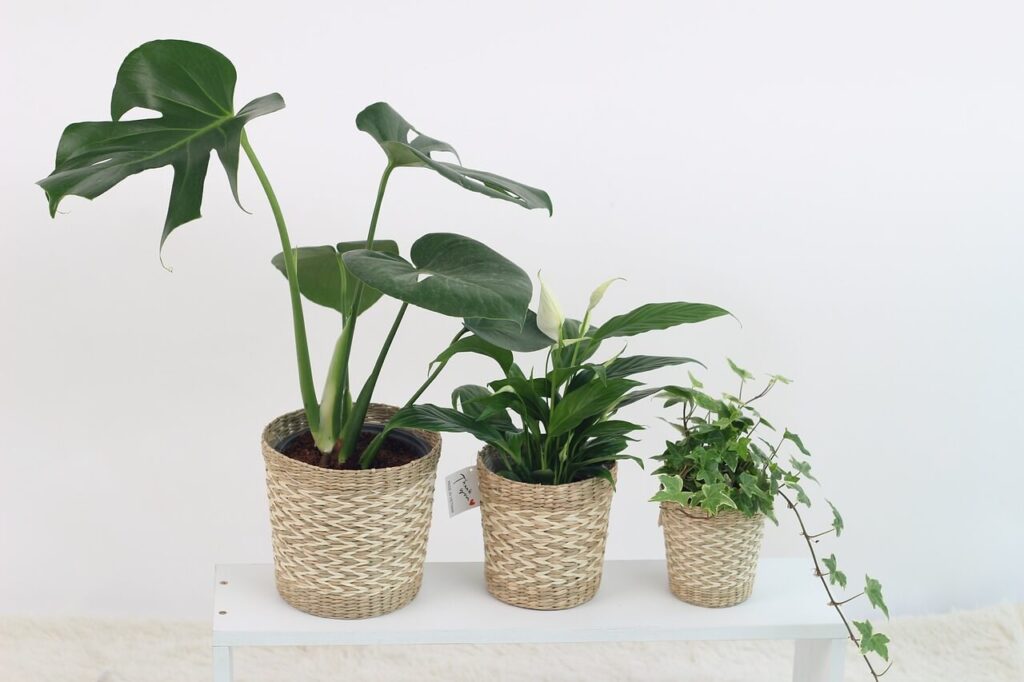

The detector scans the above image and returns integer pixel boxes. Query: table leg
[793,639,845,682]
[213,646,233,682]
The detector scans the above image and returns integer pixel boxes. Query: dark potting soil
[279,428,427,470]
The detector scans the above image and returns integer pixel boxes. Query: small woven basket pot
[261,404,441,619]
[477,448,616,610]
[660,503,765,608]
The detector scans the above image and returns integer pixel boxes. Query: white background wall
[2,0,1022,621]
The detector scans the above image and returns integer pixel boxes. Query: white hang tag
[445,465,481,517]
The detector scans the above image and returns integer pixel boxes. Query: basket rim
[660,500,765,522]
[476,446,617,490]
[262,406,441,476]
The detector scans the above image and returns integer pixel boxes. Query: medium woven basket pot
[261,404,441,619]
[477,448,616,610]
[660,503,765,608]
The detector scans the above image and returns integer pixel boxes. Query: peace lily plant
[37,39,552,468]
[385,277,730,484]
[652,361,892,680]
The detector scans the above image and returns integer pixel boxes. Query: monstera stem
[359,327,470,466]
[342,302,409,467]
[240,132,319,432]
[323,164,394,461]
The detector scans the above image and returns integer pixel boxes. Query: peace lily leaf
[38,39,284,249]
[432,335,513,373]
[463,311,554,352]
[784,429,812,457]
[822,554,848,589]
[592,302,731,341]
[536,272,565,341]
[618,386,664,408]
[865,575,890,618]
[583,419,644,440]
[828,500,845,537]
[854,621,891,660]
[547,378,641,437]
[605,355,703,380]
[451,385,517,431]
[727,358,754,381]
[356,102,552,214]
[386,404,515,457]
[271,240,399,317]
[343,232,531,323]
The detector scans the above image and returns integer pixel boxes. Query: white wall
[2,0,1021,621]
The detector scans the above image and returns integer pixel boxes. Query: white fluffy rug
[2,604,1022,682]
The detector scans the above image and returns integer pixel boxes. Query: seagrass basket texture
[477,448,616,610]
[660,502,765,607]
[261,404,441,619]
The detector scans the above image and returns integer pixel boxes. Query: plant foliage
[651,362,893,680]
[386,277,729,484]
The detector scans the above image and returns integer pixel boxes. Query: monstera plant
[38,40,552,468]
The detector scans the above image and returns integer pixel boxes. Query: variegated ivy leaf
[688,371,704,389]
[789,457,818,483]
[854,621,891,660]
[784,429,812,457]
[865,575,890,618]
[650,474,693,506]
[769,373,793,384]
[822,553,848,589]
[787,481,812,507]
[727,358,754,381]
[699,482,738,514]
[828,500,844,537]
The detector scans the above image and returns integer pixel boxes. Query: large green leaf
[386,404,515,457]
[547,378,640,437]
[342,232,531,323]
[270,241,398,317]
[431,335,513,372]
[37,40,284,248]
[592,302,731,341]
[463,311,555,352]
[605,355,703,379]
[356,102,552,214]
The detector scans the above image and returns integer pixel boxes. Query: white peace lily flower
[582,277,624,334]
[587,277,624,314]
[536,272,565,342]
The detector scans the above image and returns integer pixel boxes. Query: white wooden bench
[213,558,847,681]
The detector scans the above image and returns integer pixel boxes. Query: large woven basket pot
[261,404,441,619]
[660,503,765,608]
[477,447,616,610]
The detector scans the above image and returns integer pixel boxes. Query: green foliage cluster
[651,361,893,678]
[386,279,729,485]
[37,40,551,468]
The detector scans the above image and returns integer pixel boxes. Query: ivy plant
[380,277,729,484]
[651,361,893,680]
[38,40,551,468]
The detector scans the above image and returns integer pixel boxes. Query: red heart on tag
[469,499,476,505]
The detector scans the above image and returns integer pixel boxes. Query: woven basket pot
[477,448,616,610]
[660,503,765,608]
[261,404,441,619]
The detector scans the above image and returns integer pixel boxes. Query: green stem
[240,132,319,431]
[360,327,470,466]
[344,302,409,467]
[315,164,394,455]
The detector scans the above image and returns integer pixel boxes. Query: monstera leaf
[271,241,399,318]
[37,39,284,247]
[356,102,552,214]
[342,232,531,323]
[463,311,554,352]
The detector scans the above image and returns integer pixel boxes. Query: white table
[212,559,847,681]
